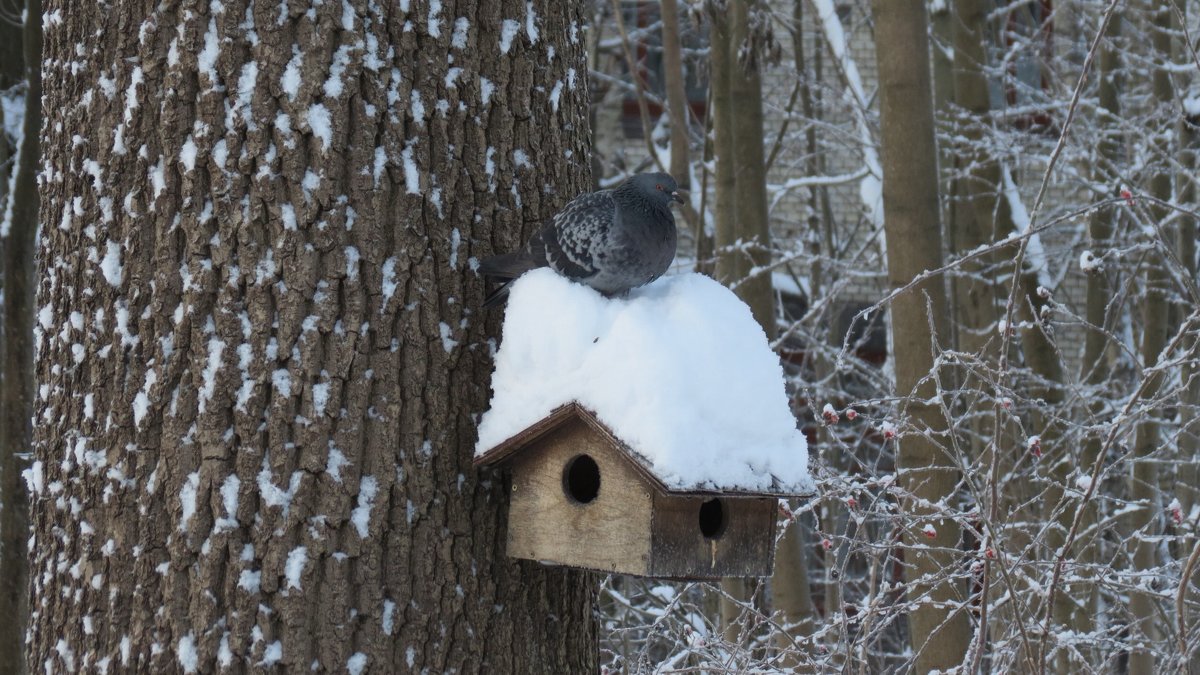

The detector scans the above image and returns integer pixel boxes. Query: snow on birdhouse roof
[474,268,814,495]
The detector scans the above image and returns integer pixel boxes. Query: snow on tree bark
[30,0,596,672]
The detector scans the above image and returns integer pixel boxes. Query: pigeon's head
[624,172,685,208]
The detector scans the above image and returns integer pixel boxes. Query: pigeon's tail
[482,281,513,308]
[478,251,543,308]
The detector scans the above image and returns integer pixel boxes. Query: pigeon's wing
[478,190,614,308]
[529,190,615,281]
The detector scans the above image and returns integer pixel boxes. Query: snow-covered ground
[476,269,812,494]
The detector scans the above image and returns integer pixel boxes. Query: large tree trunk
[0,0,38,671]
[30,1,598,672]
[870,0,971,671]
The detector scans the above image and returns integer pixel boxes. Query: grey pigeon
[480,172,683,307]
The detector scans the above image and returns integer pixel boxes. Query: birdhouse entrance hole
[698,498,727,539]
[563,454,601,504]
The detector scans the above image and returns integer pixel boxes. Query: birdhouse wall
[648,495,777,579]
[505,416,654,575]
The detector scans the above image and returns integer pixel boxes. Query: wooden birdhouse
[474,269,814,580]
[474,402,808,579]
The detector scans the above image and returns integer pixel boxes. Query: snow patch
[282,48,303,100]
[285,546,307,589]
[499,19,520,54]
[178,634,198,673]
[179,472,200,531]
[451,17,470,49]
[326,445,349,482]
[402,142,420,194]
[100,241,124,287]
[426,0,442,37]
[307,103,332,150]
[351,475,378,537]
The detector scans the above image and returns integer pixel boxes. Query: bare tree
[29,1,597,671]
[660,0,690,187]
[1128,4,1175,672]
[871,0,971,670]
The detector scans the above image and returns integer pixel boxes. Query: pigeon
[480,172,683,307]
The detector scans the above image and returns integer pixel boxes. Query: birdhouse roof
[475,402,807,497]
[474,269,814,496]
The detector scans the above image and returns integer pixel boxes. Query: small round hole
[699,498,727,539]
[562,454,601,504]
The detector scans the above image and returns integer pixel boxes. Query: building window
[988,0,1054,131]
[616,1,708,139]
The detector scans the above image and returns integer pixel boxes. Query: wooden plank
[505,416,653,576]
[648,495,777,579]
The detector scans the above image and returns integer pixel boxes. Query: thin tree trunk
[0,0,22,88]
[771,3,817,667]
[1128,4,1174,672]
[660,0,690,188]
[729,0,774,340]
[930,0,954,255]
[711,1,777,645]
[29,1,598,671]
[708,6,745,645]
[0,0,37,671]
[1068,9,1122,653]
[1176,13,1200,664]
[870,0,971,671]
[950,0,1001,438]
[711,7,738,292]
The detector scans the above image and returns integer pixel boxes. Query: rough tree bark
[0,0,37,670]
[29,1,597,672]
[870,0,972,671]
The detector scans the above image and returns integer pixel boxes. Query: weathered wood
[649,495,776,579]
[506,416,653,575]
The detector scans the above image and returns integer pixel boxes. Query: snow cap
[475,269,813,495]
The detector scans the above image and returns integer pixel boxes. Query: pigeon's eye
[656,184,663,191]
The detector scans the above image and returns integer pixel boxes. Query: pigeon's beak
[670,190,686,205]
